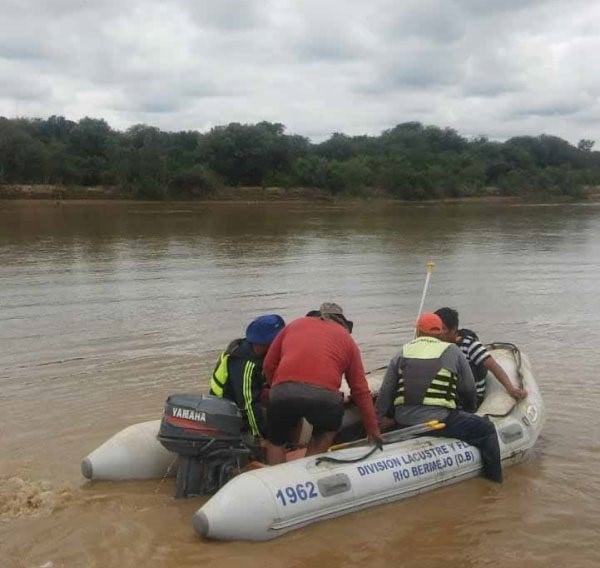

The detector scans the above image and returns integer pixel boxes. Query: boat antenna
[414,260,436,339]
[365,260,437,374]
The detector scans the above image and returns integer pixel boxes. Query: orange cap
[415,312,443,335]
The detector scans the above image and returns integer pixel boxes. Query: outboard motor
[158,394,251,498]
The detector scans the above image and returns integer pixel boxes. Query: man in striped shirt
[435,307,528,407]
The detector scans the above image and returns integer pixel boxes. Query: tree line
[0,115,598,199]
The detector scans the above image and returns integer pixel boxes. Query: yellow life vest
[208,340,262,436]
[209,351,230,397]
[394,337,458,410]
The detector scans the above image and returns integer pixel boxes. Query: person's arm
[455,347,477,413]
[484,357,528,400]
[344,340,381,441]
[241,361,265,437]
[375,355,401,423]
[226,359,262,437]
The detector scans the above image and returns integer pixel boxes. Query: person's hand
[380,416,396,431]
[509,387,528,400]
[368,431,384,446]
[259,387,270,405]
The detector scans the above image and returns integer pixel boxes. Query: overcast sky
[1,0,599,144]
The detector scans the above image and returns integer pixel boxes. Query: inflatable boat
[193,343,544,540]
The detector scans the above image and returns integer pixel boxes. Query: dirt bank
[1,183,597,203]
[0,184,120,200]
[0,184,334,202]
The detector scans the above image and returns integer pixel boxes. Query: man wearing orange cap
[375,312,503,482]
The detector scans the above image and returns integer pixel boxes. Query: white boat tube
[81,420,177,481]
[193,345,544,541]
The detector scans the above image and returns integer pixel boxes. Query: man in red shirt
[263,302,382,464]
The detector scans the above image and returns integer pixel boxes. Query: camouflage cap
[319,302,344,316]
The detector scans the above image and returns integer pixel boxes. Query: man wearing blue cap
[209,314,285,440]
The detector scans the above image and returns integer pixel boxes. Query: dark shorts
[266,382,344,446]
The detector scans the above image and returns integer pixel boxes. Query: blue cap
[246,314,285,345]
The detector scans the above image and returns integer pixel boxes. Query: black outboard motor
[158,394,251,498]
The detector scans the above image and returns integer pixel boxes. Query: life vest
[394,336,458,410]
[209,339,264,437]
[209,339,243,397]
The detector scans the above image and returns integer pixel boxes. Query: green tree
[577,139,595,152]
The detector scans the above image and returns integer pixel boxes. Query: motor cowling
[158,394,251,498]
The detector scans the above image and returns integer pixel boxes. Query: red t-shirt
[263,317,379,435]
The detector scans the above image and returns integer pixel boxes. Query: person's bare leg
[305,431,336,456]
[288,419,305,445]
[265,441,287,465]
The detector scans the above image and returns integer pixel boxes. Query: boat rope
[153,455,178,494]
[314,421,446,465]
[483,342,523,418]
[314,442,383,465]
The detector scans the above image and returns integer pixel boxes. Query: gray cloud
[292,32,367,63]
[1,0,599,144]
[359,49,463,93]
[0,70,48,102]
[380,0,467,45]
[0,39,45,61]
[184,0,267,31]
[512,102,586,119]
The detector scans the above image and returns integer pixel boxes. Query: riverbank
[1,183,599,203]
[0,184,333,201]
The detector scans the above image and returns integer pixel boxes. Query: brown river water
[1,199,599,567]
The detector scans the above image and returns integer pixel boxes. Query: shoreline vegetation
[1,115,599,202]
